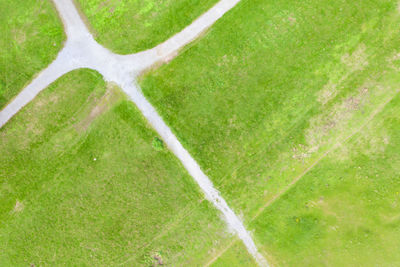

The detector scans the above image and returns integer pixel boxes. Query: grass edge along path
[74,0,220,54]
[205,89,400,265]
[0,69,245,266]
[0,0,65,109]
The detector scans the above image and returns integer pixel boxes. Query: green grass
[75,0,219,54]
[4,0,400,265]
[0,0,64,109]
[210,241,258,267]
[252,93,400,266]
[139,0,400,264]
[0,69,255,266]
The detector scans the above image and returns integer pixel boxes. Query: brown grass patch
[341,44,368,72]
[288,15,297,24]
[307,85,371,150]
[350,120,389,157]
[292,85,374,164]
[317,80,340,105]
[12,29,26,45]
[75,82,122,131]
[318,44,369,105]
[13,200,24,213]
[388,51,400,71]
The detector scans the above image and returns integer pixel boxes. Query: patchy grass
[0,69,244,266]
[251,94,400,266]
[4,0,400,265]
[0,0,64,109]
[75,0,219,54]
[140,0,400,217]
[139,0,400,264]
[209,240,258,267]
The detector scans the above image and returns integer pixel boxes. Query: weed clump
[152,137,164,151]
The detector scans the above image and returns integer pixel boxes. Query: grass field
[251,93,400,266]
[0,69,259,266]
[0,0,64,109]
[3,0,400,265]
[210,240,257,267]
[75,0,219,54]
[138,0,400,264]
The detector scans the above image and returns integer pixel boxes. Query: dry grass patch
[307,84,375,151]
[318,44,369,105]
[13,200,24,213]
[75,82,123,131]
[341,44,369,72]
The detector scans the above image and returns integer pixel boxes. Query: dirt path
[0,0,268,266]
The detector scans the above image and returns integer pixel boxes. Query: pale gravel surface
[0,1,268,265]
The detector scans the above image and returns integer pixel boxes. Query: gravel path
[0,1,268,265]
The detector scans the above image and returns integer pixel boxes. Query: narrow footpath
[0,1,268,266]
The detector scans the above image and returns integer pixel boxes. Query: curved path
[0,0,268,266]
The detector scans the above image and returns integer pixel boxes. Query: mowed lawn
[0,0,64,109]
[138,0,400,265]
[75,0,219,54]
[251,93,400,266]
[0,69,257,266]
